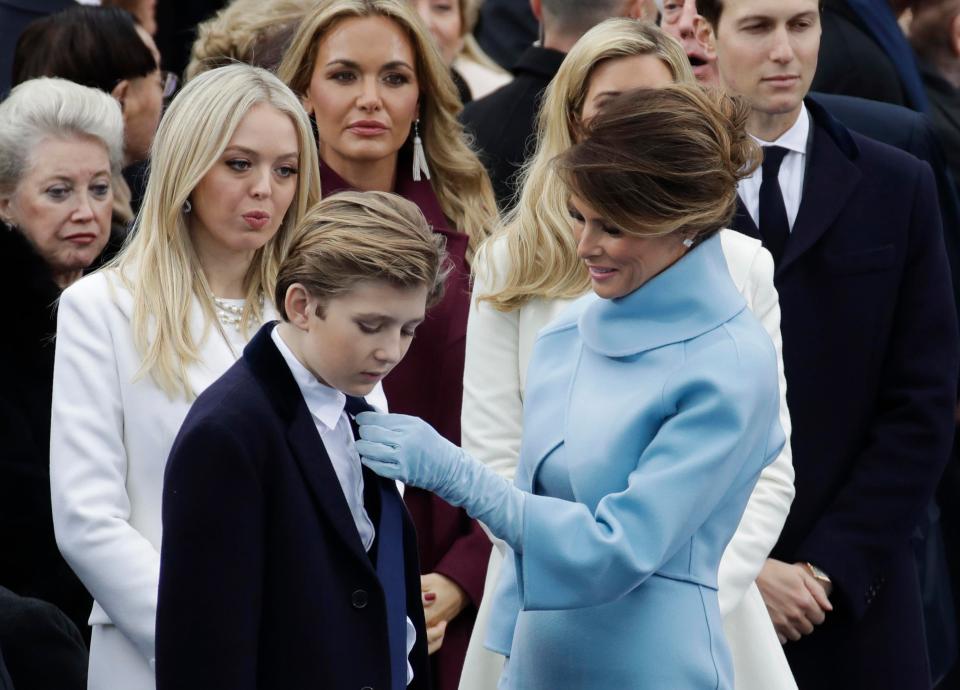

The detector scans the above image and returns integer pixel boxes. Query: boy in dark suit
[155,191,448,690]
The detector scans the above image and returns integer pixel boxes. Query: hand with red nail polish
[419,572,468,655]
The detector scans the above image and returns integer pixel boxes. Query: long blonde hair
[111,64,321,399]
[481,19,695,311]
[277,0,496,258]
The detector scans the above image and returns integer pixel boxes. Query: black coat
[0,227,92,640]
[473,0,538,71]
[0,0,73,97]
[732,98,960,689]
[154,0,228,79]
[0,650,10,690]
[0,586,86,690]
[920,63,960,209]
[156,323,430,690]
[460,46,565,210]
[812,0,912,110]
[812,91,960,686]
[813,92,960,343]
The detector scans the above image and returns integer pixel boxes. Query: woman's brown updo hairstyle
[557,84,760,244]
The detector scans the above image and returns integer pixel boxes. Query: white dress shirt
[271,327,416,684]
[738,104,811,232]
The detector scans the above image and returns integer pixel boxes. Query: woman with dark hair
[358,84,785,689]
[13,5,174,227]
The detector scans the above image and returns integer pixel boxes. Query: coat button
[352,589,368,609]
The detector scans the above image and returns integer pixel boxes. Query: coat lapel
[778,114,862,275]
[732,199,760,240]
[286,407,375,569]
[243,324,376,572]
[732,100,863,278]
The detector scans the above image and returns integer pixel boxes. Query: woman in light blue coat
[358,84,785,689]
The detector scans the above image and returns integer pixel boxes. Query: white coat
[458,230,797,690]
[49,269,275,689]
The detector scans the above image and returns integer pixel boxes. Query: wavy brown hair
[480,19,694,311]
[557,84,760,243]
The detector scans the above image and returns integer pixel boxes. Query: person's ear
[111,80,130,112]
[0,195,15,227]
[529,0,543,22]
[301,89,316,118]
[625,0,654,20]
[284,283,315,331]
[695,16,717,55]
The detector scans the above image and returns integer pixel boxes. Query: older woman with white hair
[49,63,322,689]
[0,77,123,641]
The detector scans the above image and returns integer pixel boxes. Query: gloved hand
[357,412,525,550]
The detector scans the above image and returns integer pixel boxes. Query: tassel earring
[412,119,430,182]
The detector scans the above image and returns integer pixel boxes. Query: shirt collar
[750,103,810,155]
[270,326,346,431]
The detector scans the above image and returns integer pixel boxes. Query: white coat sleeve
[717,245,795,615]
[461,241,524,482]
[50,278,160,663]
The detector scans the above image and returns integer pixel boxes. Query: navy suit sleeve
[795,162,960,617]
[156,413,264,689]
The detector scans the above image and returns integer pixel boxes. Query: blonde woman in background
[279,3,497,687]
[459,19,797,690]
[410,0,511,101]
[184,0,315,80]
[49,64,320,689]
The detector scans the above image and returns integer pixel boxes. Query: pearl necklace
[212,293,264,332]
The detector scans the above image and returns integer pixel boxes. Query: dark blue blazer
[813,92,960,684]
[0,0,73,98]
[732,98,960,689]
[814,92,960,332]
[156,323,430,690]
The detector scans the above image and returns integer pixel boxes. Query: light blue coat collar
[578,233,747,357]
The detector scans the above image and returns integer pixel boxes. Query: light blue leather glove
[356,412,525,550]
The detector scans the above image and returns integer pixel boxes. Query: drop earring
[412,119,430,182]
[182,199,192,214]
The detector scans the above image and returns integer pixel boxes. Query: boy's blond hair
[275,191,450,319]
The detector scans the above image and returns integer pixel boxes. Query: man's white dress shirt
[738,104,811,232]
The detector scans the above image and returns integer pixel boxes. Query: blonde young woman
[459,19,797,690]
[278,3,497,688]
[49,64,320,689]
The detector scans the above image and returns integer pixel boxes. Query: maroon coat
[320,160,492,690]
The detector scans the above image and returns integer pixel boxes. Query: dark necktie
[346,395,409,690]
[758,145,791,266]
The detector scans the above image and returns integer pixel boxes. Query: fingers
[355,439,396,462]
[426,619,447,655]
[357,423,401,446]
[356,411,411,429]
[357,453,403,481]
[800,572,834,612]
